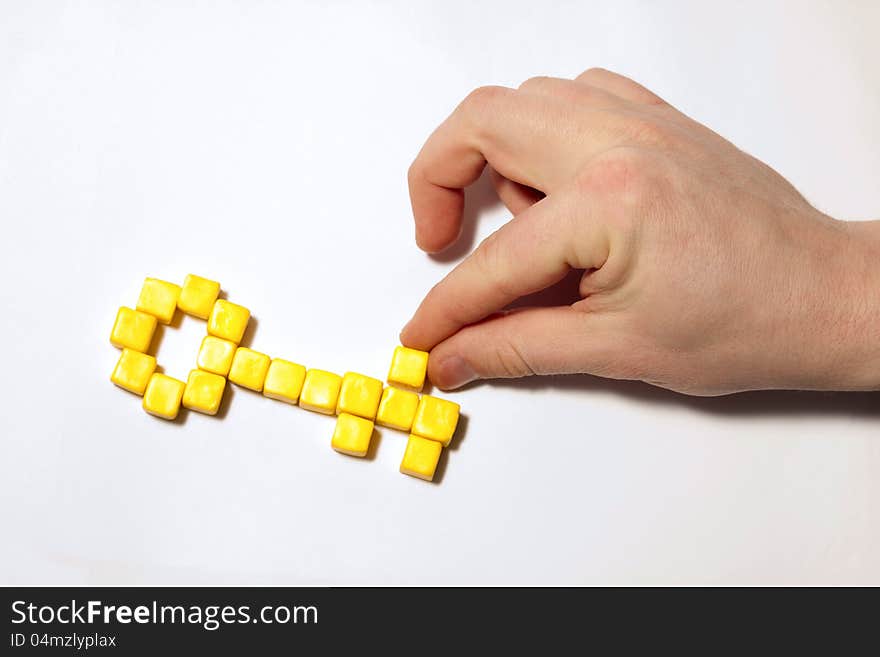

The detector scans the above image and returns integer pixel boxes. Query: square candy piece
[400,434,443,481]
[387,346,429,391]
[331,413,375,457]
[299,369,342,414]
[228,347,271,392]
[136,278,181,324]
[336,372,383,420]
[263,358,307,404]
[142,373,185,420]
[376,386,420,432]
[177,274,220,319]
[207,299,250,344]
[412,395,460,447]
[197,335,237,377]
[110,306,157,353]
[110,348,157,395]
[182,369,226,415]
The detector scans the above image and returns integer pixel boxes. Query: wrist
[807,217,880,391]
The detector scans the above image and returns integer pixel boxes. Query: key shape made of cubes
[109,275,460,482]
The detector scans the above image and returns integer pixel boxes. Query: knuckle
[458,86,512,141]
[518,75,551,91]
[426,279,471,329]
[473,231,516,298]
[577,67,608,83]
[490,340,535,378]
[461,85,509,112]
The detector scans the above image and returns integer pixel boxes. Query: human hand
[401,68,880,395]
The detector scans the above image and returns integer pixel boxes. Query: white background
[2,1,879,585]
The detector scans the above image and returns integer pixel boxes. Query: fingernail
[437,355,477,389]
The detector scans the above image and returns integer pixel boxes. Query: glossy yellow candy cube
[142,373,186,420]
[299,369,342,414]
[336,372,383,420]
[136,277,181,324]
[182,369,226,415]
[196,335,237,377]
[110,348,157,395]
[110,306,157,352]
[263,358,307,404]
[177,274,220,319]
[400,434,443,481]
[331,413,375,457]
[207,299,250,344]
[228,347,271,391]
[412,395,460,446]
[387,346,429,391]
[376,386,420,432]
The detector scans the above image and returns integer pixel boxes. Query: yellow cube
[299,369,342,414]
[263,358,307,404]
[336,372,383,420]
[228,347,271,392]
[207,299,250,344]
[387,346,429,391]
[196,335,237,377]
[412,395,460,447]
[110,306,157,352]
[177,274,220,319]
[331,413,375,457]
[136,277,181,324]
[376,386,420,432]
[110,348,157,395]
[142,373,186,420]
[182,369,226,415]
[400,434,443,481]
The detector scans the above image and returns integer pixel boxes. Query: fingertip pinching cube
[111,277,464,481]
[387,346,429,391]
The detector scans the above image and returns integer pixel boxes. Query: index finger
[401,192,609,350]
[407,86,580,253]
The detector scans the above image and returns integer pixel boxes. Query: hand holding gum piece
[387,346,429,392]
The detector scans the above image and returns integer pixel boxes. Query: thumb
[426,305,613,390]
